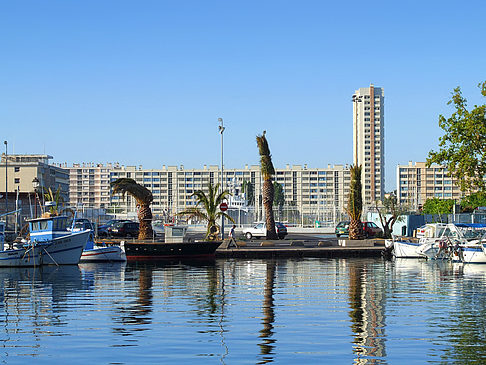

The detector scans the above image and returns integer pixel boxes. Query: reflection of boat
[0,215,90,267]
[123,241,222,261]
[454,262,486,278]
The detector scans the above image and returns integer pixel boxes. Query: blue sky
[2,0,485,191]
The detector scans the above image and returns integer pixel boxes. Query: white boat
[391,238,424,258]
[80,240,126,262]
[69,219,127,262]
[417,223,486,264]
[0,215,90,267]
[391,223,446,258]
[456,241,486,264]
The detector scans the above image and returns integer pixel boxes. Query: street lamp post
[218,118,225,239]
[4,141,7,214]
[32,177,40,218]
[352,95,363,166]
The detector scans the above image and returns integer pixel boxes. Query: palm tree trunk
[138,204,153,240]
[349,219,362,240]
[263,180,278,239]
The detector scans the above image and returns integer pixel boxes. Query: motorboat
[389,223,446,258]
[68,219,126,262]
[0,215,90,267]
[80,239,126,262]
[417,223,486,264]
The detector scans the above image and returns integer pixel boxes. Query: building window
[14,167,20,172]
[14,178,20,184]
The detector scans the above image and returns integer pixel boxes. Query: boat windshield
[31,221,50,231]
[442,224,486,241]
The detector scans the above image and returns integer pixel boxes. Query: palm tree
[111,178,153,240]
[256,131,278,240]
[346,164,363,240]
[43,187,62,214]
[42,186,73,217]
[177,182,234,240]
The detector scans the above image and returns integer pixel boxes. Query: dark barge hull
[124,241,222,261]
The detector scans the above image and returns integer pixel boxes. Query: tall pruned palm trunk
[347,164,363,240]
[257,131,278,240]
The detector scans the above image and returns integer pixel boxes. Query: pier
[216,238,386,258]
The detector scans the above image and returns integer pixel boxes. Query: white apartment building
[397,161,465,209]
[353,84,385,205]
[67,163,351,224]
[67,163,113,208]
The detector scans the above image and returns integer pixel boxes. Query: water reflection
[113,264,153,334]
[111,259,222,338]
[258,260,277,364]
[348,260,386,364]
[3,258,486,362]
[0,265,88,358]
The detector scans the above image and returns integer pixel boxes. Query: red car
[362,221,383,238]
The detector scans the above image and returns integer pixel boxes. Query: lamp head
[32,177,40,189]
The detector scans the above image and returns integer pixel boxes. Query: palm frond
[111,178,153,205]
[346,164,363,220]
[177,182,233,239]
[256,132,275,179]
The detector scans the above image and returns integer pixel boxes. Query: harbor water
[1,258,486,364]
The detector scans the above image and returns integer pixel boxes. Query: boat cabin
[29,216,71,242]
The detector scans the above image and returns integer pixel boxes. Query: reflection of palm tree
[136,266,153,317]
[258,260,276,363]
[349,262,364,346]
[348,261,387,360]
[113,265,153,333]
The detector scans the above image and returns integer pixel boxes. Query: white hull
[80,244,126,262]
[452,244,486,264]
[0,245,44,267]
[416,240,449,260]
[393,239,422,258]
[0,230,90,267]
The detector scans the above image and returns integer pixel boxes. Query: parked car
[109,221,139,238]
[335,221,350,237]
[362,221,383,238]
[70,218,95,232]
[242,222,288,240]
[98,219,125,237]
[335,221,383,238]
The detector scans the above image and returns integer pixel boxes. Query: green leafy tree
[346,164,363,240]
[460,192,486,213]
[273,182,285,220]
[256,131,278,240]
[111,178,154,240]
[427,81,486,192]
[375,194,408,239]
[242,180,254,205]
[422,198,455,215]
[177,182,234,240]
